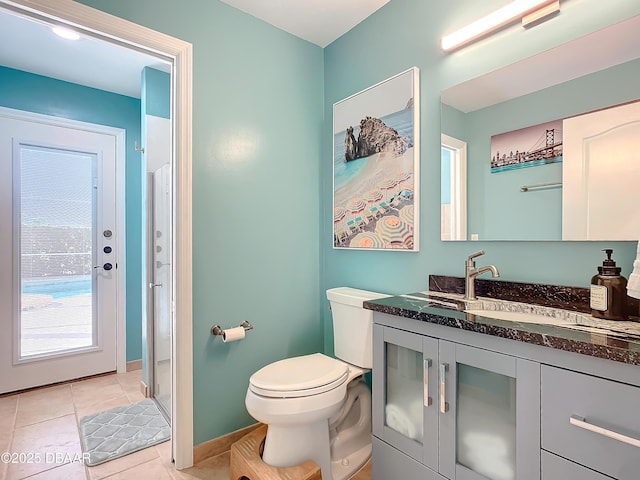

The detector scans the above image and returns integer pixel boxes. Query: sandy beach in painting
[333,146,415,249]
[334,147,414,209]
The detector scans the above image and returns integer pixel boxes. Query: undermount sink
[420,291,588,326]
[414,291,640,339]
[463,308,577,326]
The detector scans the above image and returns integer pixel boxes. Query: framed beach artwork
[490,119,563,173]
[332,67,420,251]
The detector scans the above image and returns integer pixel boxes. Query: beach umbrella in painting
[379,178,397,201]
[395,170,411,184]
[399,205,414,227]
[334,207,347,232]
[375,215,413,248]
[395,170,412,194]
[364,188,383,204]
[347,197,367,217]
[349,232,386,249]
[334,207,347,223]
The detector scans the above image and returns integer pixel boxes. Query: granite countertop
[364,291,640,366]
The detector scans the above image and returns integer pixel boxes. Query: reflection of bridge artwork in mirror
[440,15,640,241]
[490,120,563,173]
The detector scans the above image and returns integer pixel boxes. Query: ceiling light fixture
[52,26,80,41]
[441,0,560,52]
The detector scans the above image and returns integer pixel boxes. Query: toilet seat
[249,353,349,398]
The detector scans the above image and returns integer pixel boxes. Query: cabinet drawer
[542,450,609,480]
[541,365,640,479]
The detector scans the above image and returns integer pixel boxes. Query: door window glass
[18,145,97,358]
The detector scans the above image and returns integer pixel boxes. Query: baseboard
[193,423,262,465]
[140,380,149,398]
[126,359,142,372]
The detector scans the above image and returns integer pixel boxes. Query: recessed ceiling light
[52,26,80,41]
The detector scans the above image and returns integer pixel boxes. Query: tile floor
[0,370,372,480]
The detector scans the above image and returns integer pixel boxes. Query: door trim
[0,0,194,469]
[1,106,126,374]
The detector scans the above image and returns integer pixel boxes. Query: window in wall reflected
[441,134,467,241]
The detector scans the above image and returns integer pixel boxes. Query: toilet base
[229,424,321,480]
[262,419,332,479]
[331,442,371,480]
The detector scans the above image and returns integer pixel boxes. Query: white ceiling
[0,9,169,98]
[0,1,389,98]
[219,0,390,48]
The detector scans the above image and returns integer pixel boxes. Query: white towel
[385,401,423,441]
[460,431,514,480]
[627,241,640,299]
[385,369,423,441]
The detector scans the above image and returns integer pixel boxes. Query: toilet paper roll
[222,326,246,343]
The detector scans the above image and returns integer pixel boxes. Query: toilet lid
[249,353,349,398]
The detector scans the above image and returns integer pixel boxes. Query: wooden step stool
[230,424,322,480]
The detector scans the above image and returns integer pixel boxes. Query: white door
[563,101,640,240]
[0,110,120,393]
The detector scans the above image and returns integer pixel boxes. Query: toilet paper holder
[211,320,253,337]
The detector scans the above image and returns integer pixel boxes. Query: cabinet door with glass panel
[438,340,540,480]
[372,324,440,471]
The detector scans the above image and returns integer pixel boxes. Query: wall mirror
[441,15,640,241]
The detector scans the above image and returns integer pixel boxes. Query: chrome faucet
[464,250,500,301]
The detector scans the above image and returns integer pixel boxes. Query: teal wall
[322,0,640,354]
[74,0,640,445]
[142,67,171,120]
[0,66,143,362]
[77,0,324,444]
[443,58,640,240]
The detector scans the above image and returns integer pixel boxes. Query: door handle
[149,283,163,289]
[439,363,449,413]
[93,263,113,271]
[423,358,432,407]
[570,415,640,448]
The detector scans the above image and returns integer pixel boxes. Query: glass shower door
[150,163,172,418]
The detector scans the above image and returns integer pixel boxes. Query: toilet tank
[326,287,388,369]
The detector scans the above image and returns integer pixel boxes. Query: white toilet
[245,287,387,480]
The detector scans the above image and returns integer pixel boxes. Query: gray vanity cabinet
[541,451,610,480]
[372,323,540,480]
[372,324,440,473]
[438,340,540,480]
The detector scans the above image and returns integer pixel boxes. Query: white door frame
[0,0,194,469]
[441,133,467,241]
[1,105,126,377]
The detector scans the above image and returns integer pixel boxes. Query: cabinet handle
[439,363,449,413]
[423,359,432,407]
[570,415,640,448]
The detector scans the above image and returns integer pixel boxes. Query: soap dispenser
[590,249,628,320]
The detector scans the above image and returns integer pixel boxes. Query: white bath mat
[79,399,170,466]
